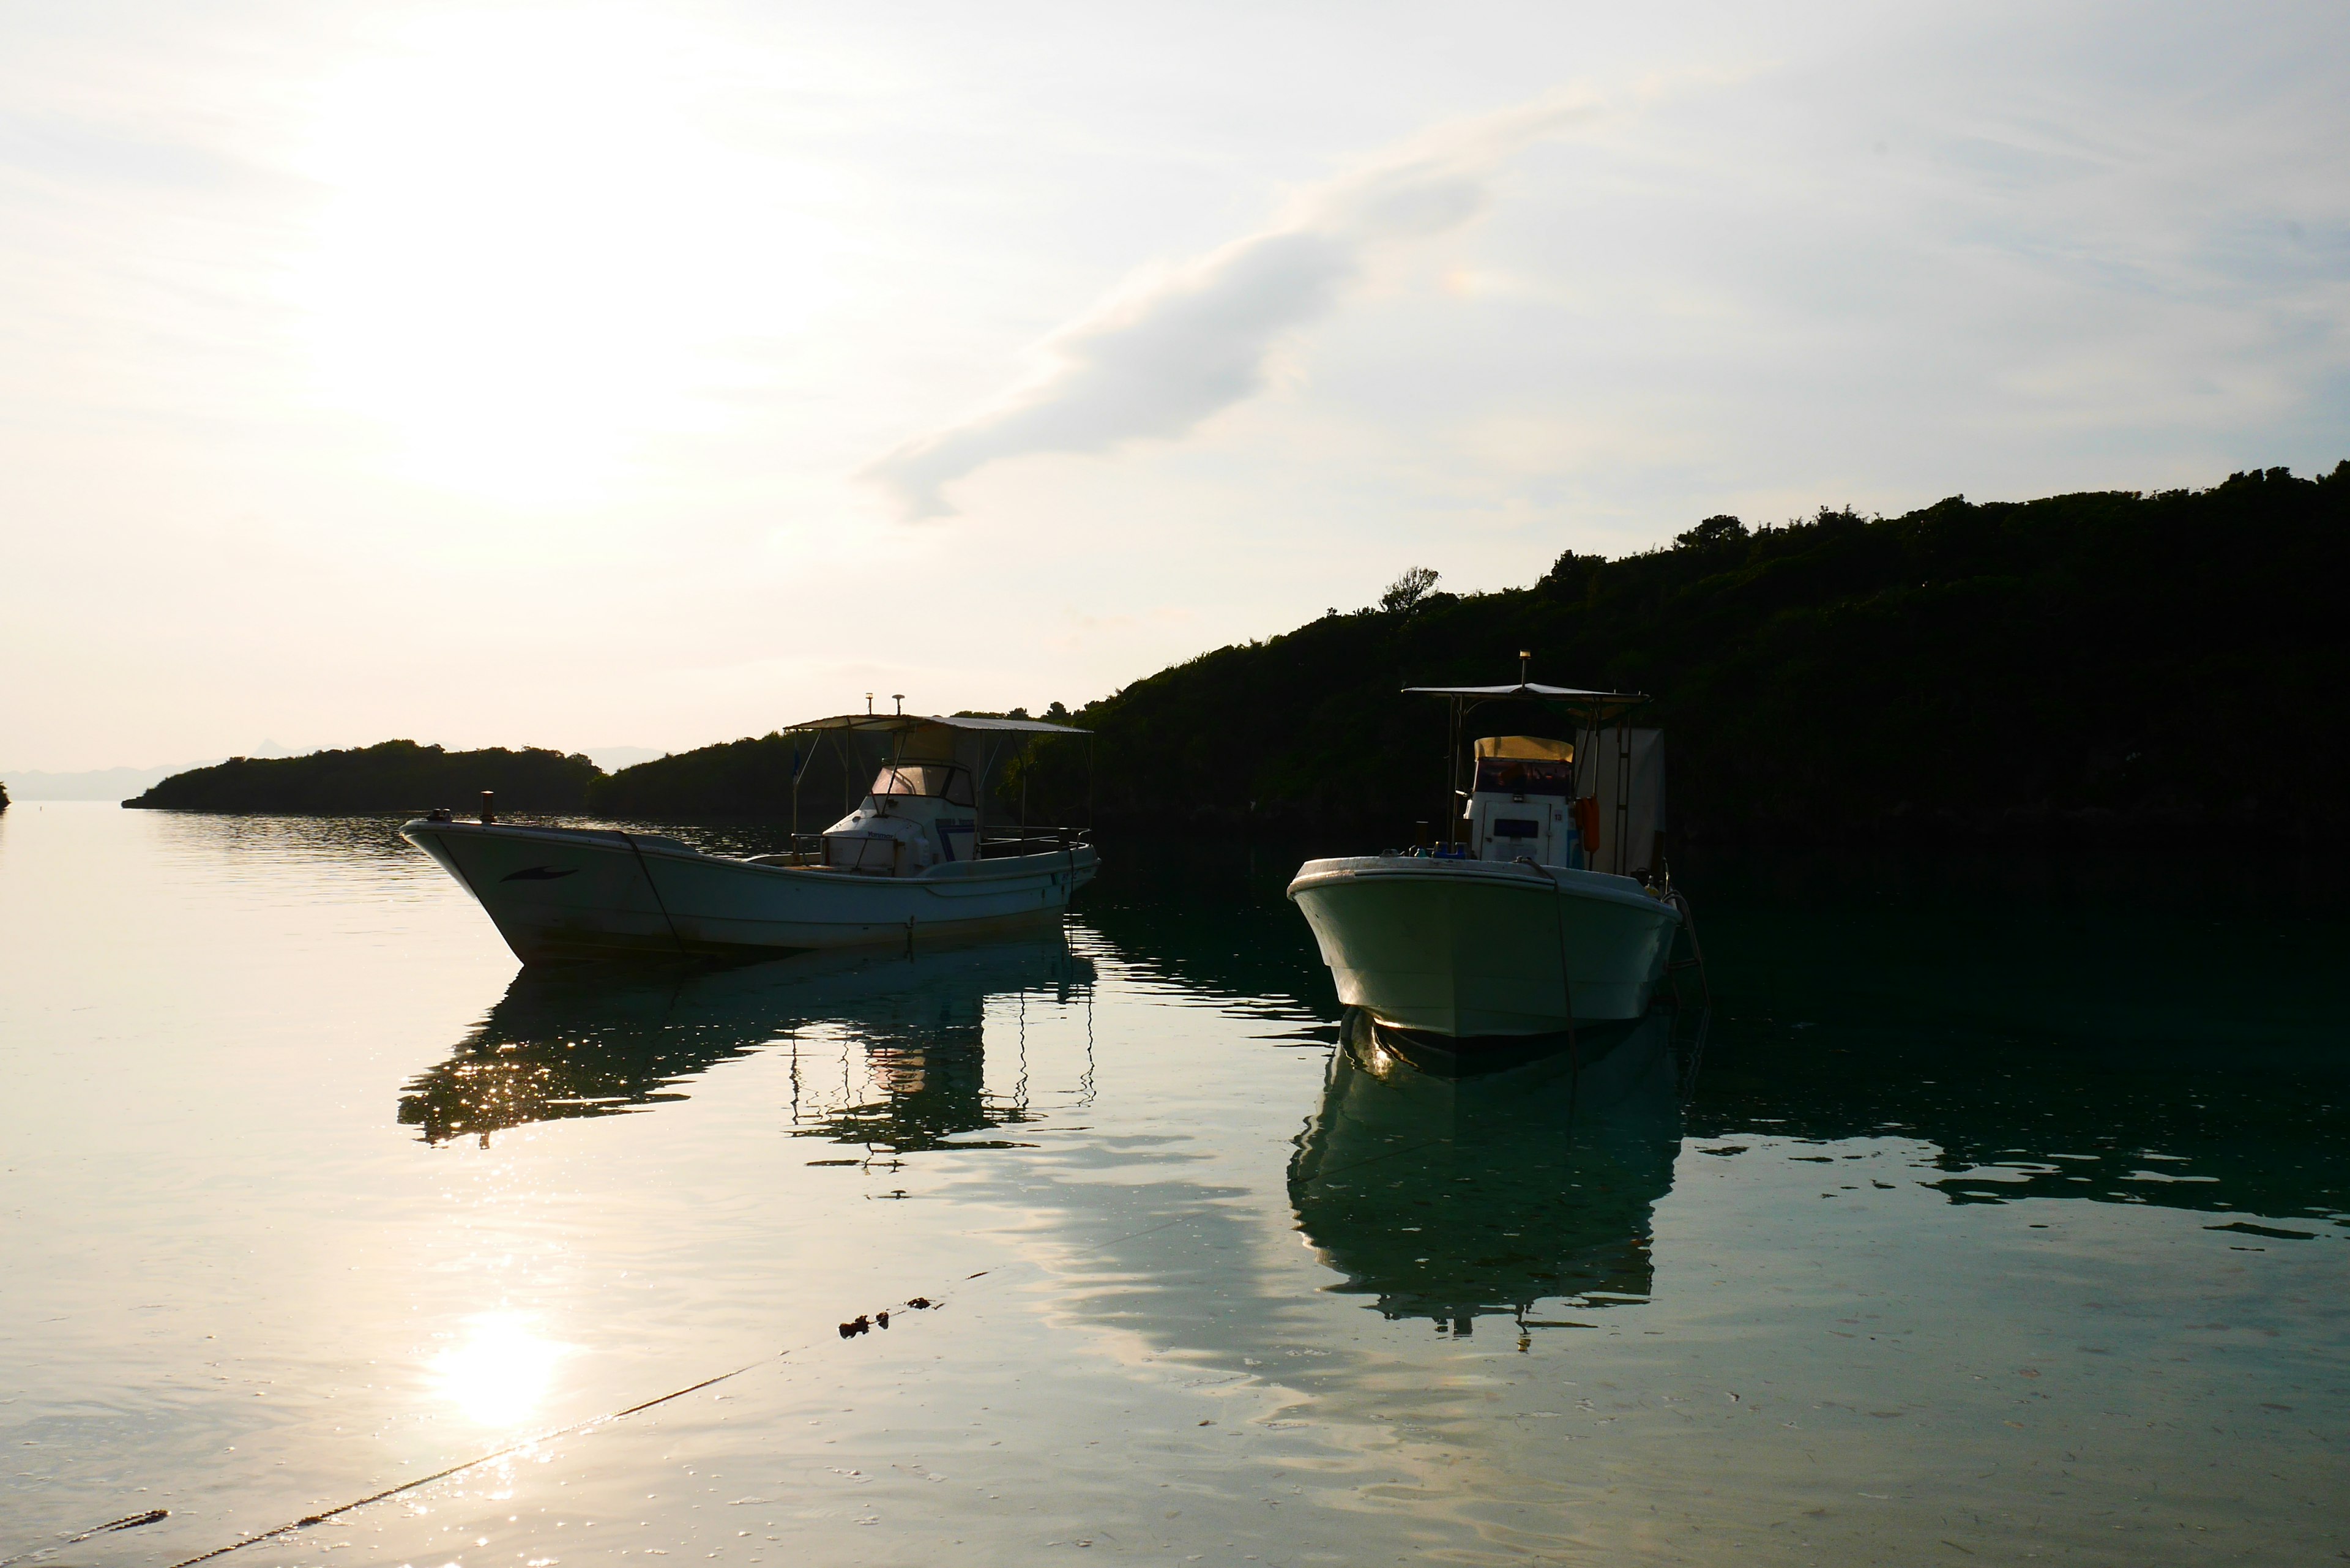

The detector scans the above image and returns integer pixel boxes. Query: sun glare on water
[431,1311,569,1428]
[293,7,837,504]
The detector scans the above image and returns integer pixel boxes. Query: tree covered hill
[1021,463,2349,840]
[586,730,854,821]
[123,741,595,813]
[118,463,2346,840]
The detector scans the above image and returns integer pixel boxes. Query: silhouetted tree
[1381,566,1441,613]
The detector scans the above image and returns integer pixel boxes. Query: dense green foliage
[124,741,596,813]
[0,778,10,811]
[1016,463,2350,840]
[586,733,854,823]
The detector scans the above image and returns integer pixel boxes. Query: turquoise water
[1,802,2343,1566]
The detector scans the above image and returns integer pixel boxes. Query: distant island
[124,741,596,814]
[124,462,2347,840]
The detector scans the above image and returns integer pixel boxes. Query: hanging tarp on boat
[1575,726,1666,881]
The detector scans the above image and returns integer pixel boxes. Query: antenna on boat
[1520,649,1531,686]
[892,693,905,715]
[865,692,874,714]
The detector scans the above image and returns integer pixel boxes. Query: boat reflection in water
[1289,1009,1686,1336]
[400,933,1094,1155]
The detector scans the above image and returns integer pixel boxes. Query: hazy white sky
[3,0,2345,770]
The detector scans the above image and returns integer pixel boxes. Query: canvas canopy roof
[1405,682,1603,698]
[780,711,1088,824]
[1404,682,1650,725]
[783,712,1088,737]
[1403,682,1645,704]
[1473,734,1575,761]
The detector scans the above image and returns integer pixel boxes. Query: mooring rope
[98,1032,1504,1568]
[619,832,689,957]
[0,1510,173,1568]
[147,1189,1288,1568]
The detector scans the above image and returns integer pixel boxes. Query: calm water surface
[1,802,2344,1565]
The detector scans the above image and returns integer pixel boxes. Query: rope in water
[136,1029,1486,1568]
[0,1509,172,1568]
[619,832,688,956]
[152,1140,1409,1568]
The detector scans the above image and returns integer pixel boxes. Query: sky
[2,0,2346,772]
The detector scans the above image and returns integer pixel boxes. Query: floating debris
[2206,1221,2316,1241]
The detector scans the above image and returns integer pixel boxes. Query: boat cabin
[824,756,980,873]
[1464,736,1578,865]
[761,711,1091,877]
[1404,676,1670,883]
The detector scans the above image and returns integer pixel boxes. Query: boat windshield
[871,763,975,805]
[1472,758,1574,797]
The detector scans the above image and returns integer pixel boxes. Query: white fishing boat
[1288,676,1694,1038]
[404,711,1095,965]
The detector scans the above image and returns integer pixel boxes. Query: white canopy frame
[1403,678,1651,854]
[778,712,1094,857]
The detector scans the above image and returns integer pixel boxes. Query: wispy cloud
[867,92,1597,518]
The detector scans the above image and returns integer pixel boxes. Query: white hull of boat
[403,820,1095,965]
[1288,856,1680,1036]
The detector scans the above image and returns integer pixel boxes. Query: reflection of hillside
[1290,1012,1683,1333]
[149,812,433,867]
[1086,838,2349,1232]
[400,935,1093,1147]
[1699,1032,2347,1228]
[1657,861,2350,1228]
[1700,1043,2349,1222]
[1073,842,1337,1024]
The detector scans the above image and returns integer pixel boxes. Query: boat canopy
[778,711,1089,830]
[1405,682,1650,727]
[1473,735,1575,761]
[782,712,1089,737]
[1405,682,1616,699]
[1408,676,1652,851]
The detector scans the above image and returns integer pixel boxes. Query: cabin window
[871,763,975,805]
[1473,758,1573,797]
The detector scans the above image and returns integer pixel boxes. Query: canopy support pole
[975,734,1001,855]
[1613,714,1633,876]
[1446,696,1464,846]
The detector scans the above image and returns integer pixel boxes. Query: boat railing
[750,827,1088,867]
[976,827,1089,858]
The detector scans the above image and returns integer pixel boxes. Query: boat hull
[1287,856,1680,1036]
[403,820,1095,966]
